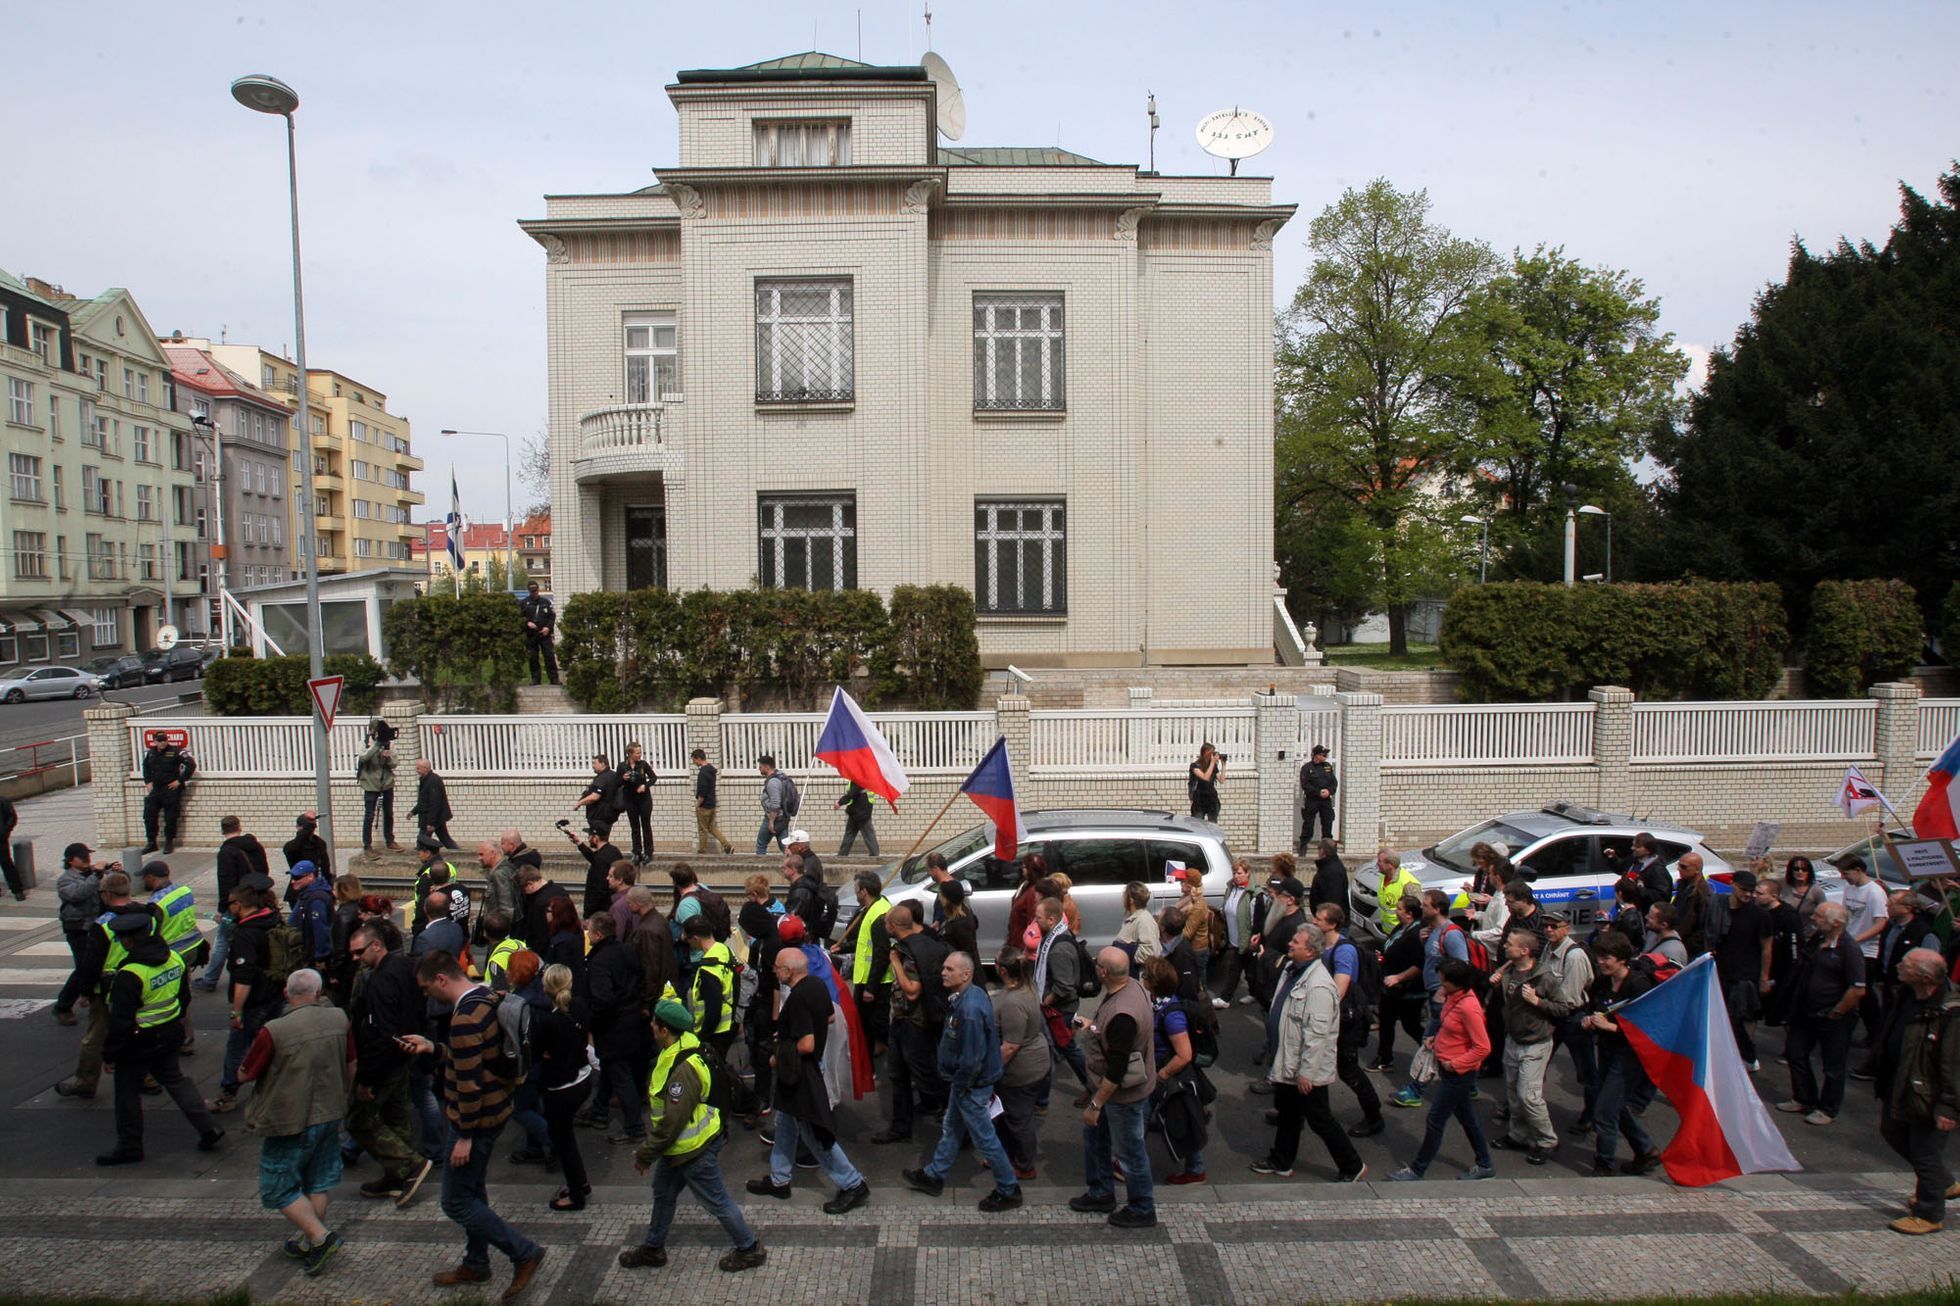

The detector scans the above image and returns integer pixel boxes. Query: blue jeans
[220,999,283,1095]
[411,1069,445,1162]
[927,1083,1019,1194]
[439,1123,540,1273]
[513,1078,550,1156]
[642,1131,757,1252]
[755,818,786,856]
[1409,1067,1490,1175]
[1593,1045,1657,1165]
[1081,1097,1154,1215]
[768,1109,863,1190]
[195,915,235,988]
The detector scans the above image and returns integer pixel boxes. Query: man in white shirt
[1835,855,1890,1047]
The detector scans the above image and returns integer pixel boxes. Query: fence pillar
[687,697,723,766]
[996,695,1031,794]
[1126,686,1152,762]
[384,699,423,841]
[85,699,139,849]
[1254,691,1300,853]
[1589,686,1635,814]
[1335,692,1383,853]
[1871,680,1922,810]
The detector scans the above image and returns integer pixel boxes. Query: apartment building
[0,270,198,660]
[522,52,1292,667]
[410,510,551,591]
[162,342,297,637]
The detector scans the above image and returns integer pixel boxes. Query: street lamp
[1577,504,1612,583]
[439,430,514,589]
[1459,514,1489,584]
[233,72,332,850]
[1561,482,1579,586]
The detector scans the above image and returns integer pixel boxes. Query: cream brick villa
[524,51,1293,668]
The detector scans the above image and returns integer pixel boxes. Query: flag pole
[886,786,964,892]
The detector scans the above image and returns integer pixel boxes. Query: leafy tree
[1659,167,1960,624]
[381,590,526,712]
[1460,246,1687,524]
[1804,578,1924,697]
[1276,180,1498,652]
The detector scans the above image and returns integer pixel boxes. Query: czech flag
[960,736,1026,861]
[1911,735,1960,840]
[1613,954,1800,1187]
[814,686,909,807]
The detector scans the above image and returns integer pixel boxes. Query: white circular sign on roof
[1195,107,1275,160]
[922,51,965,142]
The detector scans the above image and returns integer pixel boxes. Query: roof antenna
[923,1,932,50]
[857,8,863,61]
[1146,92,1159,174]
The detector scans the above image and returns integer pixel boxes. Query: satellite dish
[921,51,965,142]
[156,624,180,650]
[1195,107,1274,174]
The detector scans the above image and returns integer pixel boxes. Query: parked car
[198,645,226,673]
[0,665,100,703]
[840,808,1236,959]
[83,654,149,689]
[1353,800,1734,931]
[144,645,206,684]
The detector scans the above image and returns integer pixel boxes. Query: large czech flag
[814,686,909,806]
[960,736,1026,861]
[1614,954,1800,1187]
[1911,735,1960,839]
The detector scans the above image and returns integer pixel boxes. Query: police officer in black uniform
[519,581,559,685]
[1298,744,1338,850]
[140,734,197,855]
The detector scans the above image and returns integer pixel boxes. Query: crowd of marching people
[38,798,1960,1295]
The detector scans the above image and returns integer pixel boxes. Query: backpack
[686,1039,756,1118]
[1177,995,1219,1068]
[1072,935,1102,999]
[1333,934,1382,1026]
[264,920,304,990]
[777,773,801,819]
[469,990,529,1083]
[1442,923,1493,980]
[694,887,733,943]
[1634,950,1682,985]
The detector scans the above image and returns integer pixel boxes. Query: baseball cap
[415,834,443,854]
[1275,876,1309,901]
[1311,744,1329,757]
[1731,869,1759,893]
[1544,909,1573,926]
[288,859,318,879]
[140,860,171,880]
[63,841,92,863]
[787,829,811,846]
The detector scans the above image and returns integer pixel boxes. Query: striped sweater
[442,986,513,1137]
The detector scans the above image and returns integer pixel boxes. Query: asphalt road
[0,680,203,760]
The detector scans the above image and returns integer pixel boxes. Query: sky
[4,0,1954,525]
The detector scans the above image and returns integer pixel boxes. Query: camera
[1216,753,1230,763]
[554,818,572,830]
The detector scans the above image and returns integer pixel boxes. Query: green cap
[653,998,694,1032]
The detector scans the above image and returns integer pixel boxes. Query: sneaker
[718,1243,767,1273]
[901,1168,944,1197]
[1891,1216,1944,1236]
[1386,1167,1423,1182]
[618,1245,667,1269]
[282,1234,310,1260]
[361,1174,405,1199]
[1108,1206,1157,1230]
[1210,997,1228,1010]
[745,1177,792,1199]
[1248,1158,1294,1178]
[397,1157,434,1209]
[1526,1147,1552,1167]
[1237,995,1255,1006]
[1388,1089,1423,1109]
[1336,1164,1369,1183]
[1459,1164,1496,1181]
[977,1187,1024,1213]
[1804,1110,1834,1126]
[1774,1100,1807,1114]
[1247,1081,1274,1096]
[757,1128,776,1146]
[822,1182,871,1216]
[300,1231,343,1278]
[1068,1192,1117,1214]
[1364,1059,1395,1073]
[1745,1059,1760,1073]
[1165,1170,1207,1185]
[794,1153,820,1170]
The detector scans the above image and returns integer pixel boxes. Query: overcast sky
[5,1,1953,524]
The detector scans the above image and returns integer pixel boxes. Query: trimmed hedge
[382,590,528,712]
[1439,580,1788,702]
[204,651,385,717]
[559,585,983,711]
[1804,578,1923,697]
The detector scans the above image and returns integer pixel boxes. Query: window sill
[977,612,1068,624]
[756,400,855,415]
[973,409,1066,423]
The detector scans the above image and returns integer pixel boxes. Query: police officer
[480,910,525,991]
[1298,745,1338,849]
[140,733,197,855]
[95,909,225,1165]
[55,871,165,1101]
[409,836,466,937]
[141,861,208,1051]
[519,581,560,686]
[682,915,737,1060]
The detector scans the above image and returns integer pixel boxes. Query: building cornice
[940,191,1165,211]
[651,165,947,188]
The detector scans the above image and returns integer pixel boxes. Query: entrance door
[132,605,155,651]
[625,505,666,591]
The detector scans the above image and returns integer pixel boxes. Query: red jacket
[1434,987,1492,1074]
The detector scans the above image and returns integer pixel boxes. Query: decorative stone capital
[1114,207,1150,242]
[667,183,705,220]
[536,233,568,265]
[902,178,941,215]
[1251,218,1287,251]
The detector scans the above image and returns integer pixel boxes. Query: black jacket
[578,841,624,919]
[618,759,656,806]
[1309,854,1349,915]
[784,871,830,941]
[350,950,423,1085]
[519,592,556,637]
[837,782,873,821]
[412,771,453,824]
[216,834,270,906]
[283,829,331,877]
[141,746,196,791]
[523,881,573,956]
[584,937,646,1058]
[1299,760,1337,800]
[695,763,719,808]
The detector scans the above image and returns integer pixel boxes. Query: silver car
[1354,800,1733,930]
[860,808,1236,958]
[0,665,101,703]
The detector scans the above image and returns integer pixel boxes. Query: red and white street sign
[308,675,346,731]
[142,727,190,751]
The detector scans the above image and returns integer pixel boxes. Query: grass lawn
[1322,641,1450,670]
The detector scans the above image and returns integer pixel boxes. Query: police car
[1354,801,1733,929]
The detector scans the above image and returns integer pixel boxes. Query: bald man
[1069,947,1157,1230]
[1874,948,1960,1235]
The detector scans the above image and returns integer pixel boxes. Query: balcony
[573,402,680,484]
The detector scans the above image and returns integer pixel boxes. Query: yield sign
[308,675,346,731]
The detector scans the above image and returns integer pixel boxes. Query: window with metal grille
[12,531,47,579]
[974,500,1067,614]
[624,313,678,403]
[755,280,853,402]
[753,119,851,167]
[758,493,856,591]
[973,294,1066,410]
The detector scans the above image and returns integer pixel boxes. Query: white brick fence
[87,686,1960,859]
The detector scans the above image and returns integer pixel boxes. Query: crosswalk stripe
[0,969,67,986]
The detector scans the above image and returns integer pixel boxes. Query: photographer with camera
[1187,743,1224,823]
[558,818,625,920]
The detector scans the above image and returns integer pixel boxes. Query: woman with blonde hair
[536,963,593,1211]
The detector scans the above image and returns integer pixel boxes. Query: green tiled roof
[737,51,872,71]
[938,147,1105,167]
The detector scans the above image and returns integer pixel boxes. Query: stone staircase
[515,684,575,714]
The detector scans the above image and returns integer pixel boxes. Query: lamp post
[1459,514,1489,584]
[188,414,229,646]
[1560,482,1579,586]
[438,429,514,589]
[233,73,332,850]
[1577,504,1612,583]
